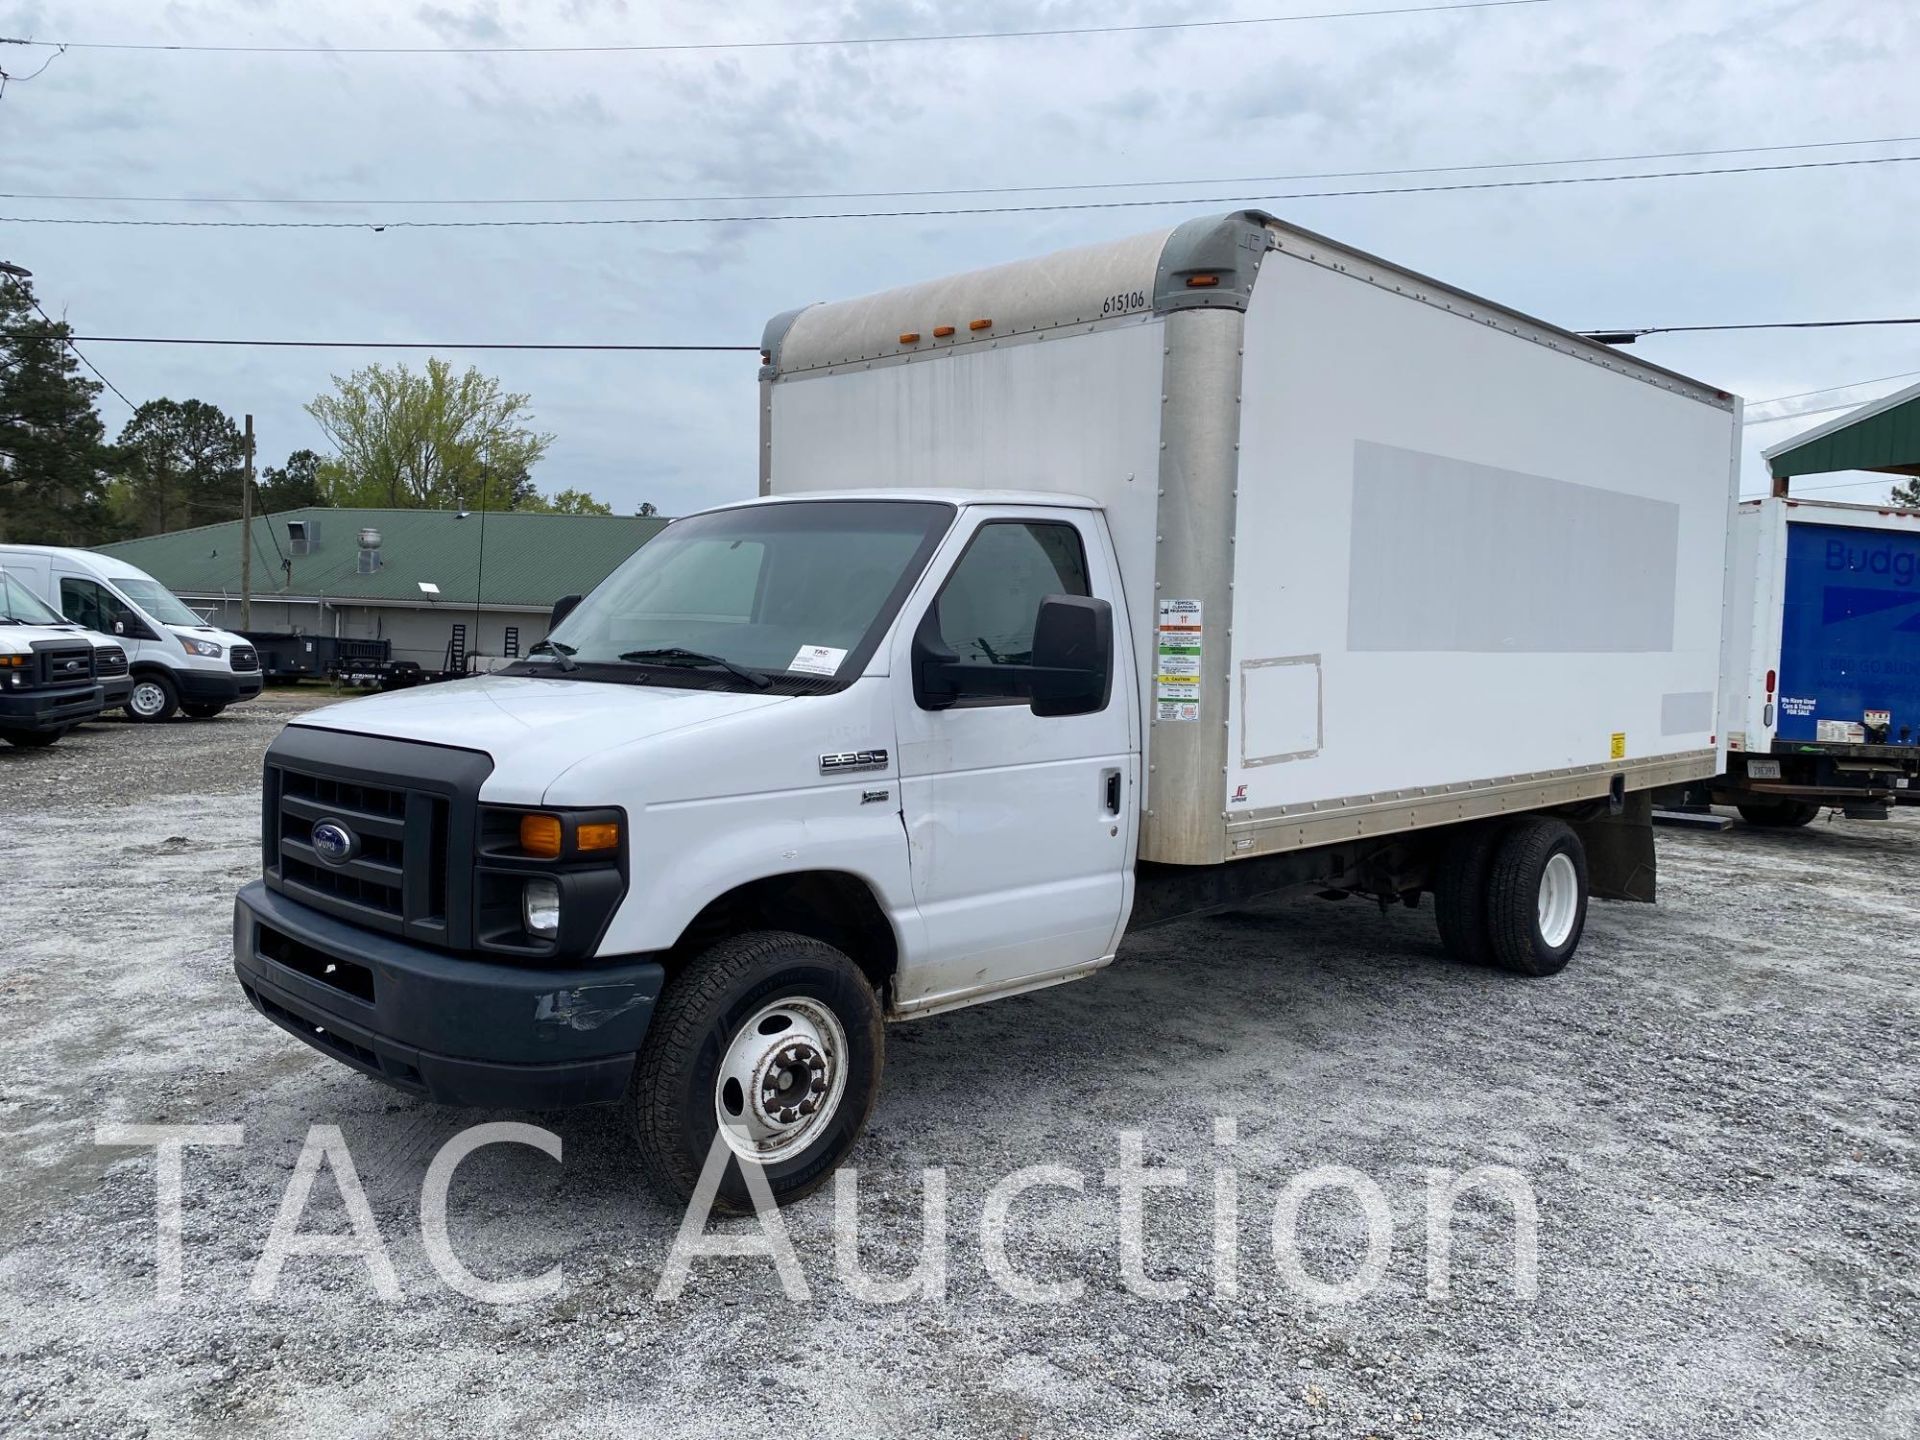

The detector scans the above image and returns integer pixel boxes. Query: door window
[931,521,1090,700]
[61,578,139,635]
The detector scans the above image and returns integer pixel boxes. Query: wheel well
[671,871,899,996]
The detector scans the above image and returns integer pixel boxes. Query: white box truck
[1708,496,1920,822]
[233,211,1740,1209]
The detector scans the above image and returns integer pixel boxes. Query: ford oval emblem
[310,820,358,866]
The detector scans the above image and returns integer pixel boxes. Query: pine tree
[0,273,118,544]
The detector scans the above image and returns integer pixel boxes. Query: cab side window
[933,521,1090,694]
[62,578,132,634]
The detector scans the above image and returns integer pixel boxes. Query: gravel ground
[1,695,1914,1439]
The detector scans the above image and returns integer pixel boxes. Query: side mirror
[112,620,126,635]
[1028,595,1112,718]
[549,594,583,630]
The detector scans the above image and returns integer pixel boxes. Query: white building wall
[185,598,550,670]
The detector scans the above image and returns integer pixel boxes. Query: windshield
[0,570,68,627]
[113,576,207,628]
[539,499,953,688]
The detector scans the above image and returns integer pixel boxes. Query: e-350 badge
[820,749,889,774]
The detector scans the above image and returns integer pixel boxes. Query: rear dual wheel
[1434,816,1589,977]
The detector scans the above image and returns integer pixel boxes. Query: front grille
[33,643,95,689]
[230,645,260,673]
[95,646,128,677]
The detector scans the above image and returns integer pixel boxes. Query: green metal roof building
[98,507,668,669]
[1764,378,1920,494]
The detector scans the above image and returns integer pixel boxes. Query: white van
[0,565,131,711]
[0,546,263,721]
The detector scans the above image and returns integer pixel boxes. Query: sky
[1,0,1914,517]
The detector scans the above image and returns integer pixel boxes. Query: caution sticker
[1156,599,1203,720]
[1610,731,1627,760]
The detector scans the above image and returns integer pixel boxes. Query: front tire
[1484,817,1589,977]
[181,702,227,719]
[1737,799,1822,828]
[125,674,178,723]
[629,931,883,1214]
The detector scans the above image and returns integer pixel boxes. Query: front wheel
[1484,817,1589,977]
[181,702,227,720]
[125,674,178,723]
[629,931,883,1214]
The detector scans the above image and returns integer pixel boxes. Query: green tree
[1891,478,1920,509]
[112,398,245,536]
[306,358,566,510]
[0,272,118,544]
[515,486,613,516]
[258,447,327,512]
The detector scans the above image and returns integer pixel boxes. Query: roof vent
[358,526,382,550]
[357,525,382,574]
[286,518,315,555]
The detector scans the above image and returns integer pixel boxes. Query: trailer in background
[1711,497,1920,823]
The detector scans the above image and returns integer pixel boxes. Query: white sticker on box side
[789,644,847,677]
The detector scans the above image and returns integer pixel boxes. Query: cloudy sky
[2,0,1913,516]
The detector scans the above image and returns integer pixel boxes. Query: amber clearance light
[577,821,621,853]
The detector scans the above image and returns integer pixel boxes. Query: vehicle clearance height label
[1156,598,1203,722]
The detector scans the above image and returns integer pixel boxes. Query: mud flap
[1568,791,1656,903]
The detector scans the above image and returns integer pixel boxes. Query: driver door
[888,508,1136,1012]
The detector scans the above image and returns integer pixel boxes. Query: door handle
[1102,768,1122,815]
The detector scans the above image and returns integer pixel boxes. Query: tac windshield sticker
[1156,598,1203,719]
[790,644,847,677]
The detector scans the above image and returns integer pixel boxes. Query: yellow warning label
[1609,732,1627,760]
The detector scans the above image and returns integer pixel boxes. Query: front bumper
[178,668,264,704]
[0,683,105,733]
[100,677,133,708]
[233,880,663,1108]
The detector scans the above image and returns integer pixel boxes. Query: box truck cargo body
[233,211,1742,1208]
[1714,497,1920,822]
[761,211,1740,867]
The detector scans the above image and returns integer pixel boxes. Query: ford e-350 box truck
[234,211,1740,1208]
[1711,496,1920,823]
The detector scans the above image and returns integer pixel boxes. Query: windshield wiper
[526,638,578,672]
[618,646,771,689]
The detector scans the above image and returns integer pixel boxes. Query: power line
[10,133,1913,209]
[6,317,1920,354]
[1590,316,1920,340]
[1750,368,1920,406]
[2,336,758,351]
[0,276,138,409]
[4,153,1915,231]
[0,1,1548,56]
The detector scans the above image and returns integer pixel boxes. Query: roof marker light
[968,318,992,331]
[932,325,955,338]
[899,332,921,344]
[1186,274,1221,288]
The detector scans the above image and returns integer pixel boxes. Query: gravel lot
[1,692,1914,1439]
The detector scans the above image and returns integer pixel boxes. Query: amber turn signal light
[519,814,564,858]
[577,821,621,853]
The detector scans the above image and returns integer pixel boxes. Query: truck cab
[0,545,263,721]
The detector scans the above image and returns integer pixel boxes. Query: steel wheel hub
[714,996,848,1165]
[130,682,165,716]
[1537,852,1579,949]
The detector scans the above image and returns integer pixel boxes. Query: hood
[0,623,93,652]
[165,621,249,646]
[291,673,792,800]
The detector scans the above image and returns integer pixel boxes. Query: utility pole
[240,414,254,630]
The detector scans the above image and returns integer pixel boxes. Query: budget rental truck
[233,211,1740,1209]
[1711,496,1920,823]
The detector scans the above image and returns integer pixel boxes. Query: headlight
[179,637,223,658]
[522,878,561,937]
